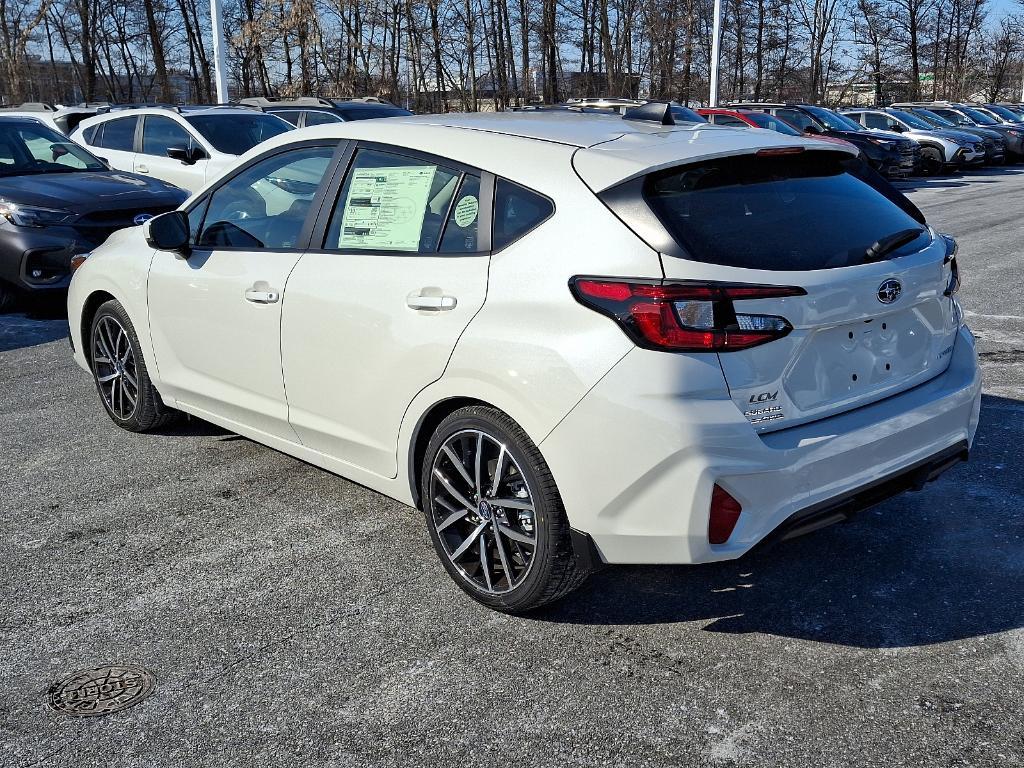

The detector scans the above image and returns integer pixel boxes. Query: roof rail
[178,103,263,112]
[97,103,182,114]
[0,102,57,112]
[238,96,334,108]
[623,100,675,126]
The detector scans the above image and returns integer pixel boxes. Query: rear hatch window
[644,151,928,271]
[643,150,959,432]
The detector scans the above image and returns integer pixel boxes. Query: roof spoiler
[623,101,675,126]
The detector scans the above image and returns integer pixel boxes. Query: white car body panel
[68,112,983,568]
[147,247,303,440]
[71,108,282,193]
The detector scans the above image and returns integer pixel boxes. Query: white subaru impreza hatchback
[68,106,981,612]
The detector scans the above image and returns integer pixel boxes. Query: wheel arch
[80,289,117,362]
[917,140,947,159]
[407,396,492,509]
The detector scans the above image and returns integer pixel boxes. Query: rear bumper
[541,325,981,565]
[761,439,967,546]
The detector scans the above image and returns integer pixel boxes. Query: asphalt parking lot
[2,168,1022,767]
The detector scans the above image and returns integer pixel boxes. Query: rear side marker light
[570,277,804,352]
[709,484,743,544]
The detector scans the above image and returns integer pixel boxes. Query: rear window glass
[493,179,554,250]
[97,116,137,151]
[644,151,928,271]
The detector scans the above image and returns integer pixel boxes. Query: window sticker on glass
[337,165,436,250]
[453,195,479,228]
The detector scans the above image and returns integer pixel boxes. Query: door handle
[137,164,149,173]
[406,294,457,311]
[244,288,280,304]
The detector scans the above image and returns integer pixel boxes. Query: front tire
[89,299,176,432]
[421,406,589,613]
[920,147,943,176]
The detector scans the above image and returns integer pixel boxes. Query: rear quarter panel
[398,142,663,501]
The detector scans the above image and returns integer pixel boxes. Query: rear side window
[324,148,478,253]
[304,110,342,126]
[644,151,928,271]
[82,125,98,144]
[97,117,138,151]
[492,179,554,250]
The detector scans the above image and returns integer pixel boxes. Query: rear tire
[421,406,589,613]
[89,299,177,432]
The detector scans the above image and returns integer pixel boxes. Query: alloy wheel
[92,316,139,421]
[429,429,537,594]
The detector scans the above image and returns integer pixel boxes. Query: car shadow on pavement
[535,393,1024,649]
[0,313,68,352]
[894,165,1024,192]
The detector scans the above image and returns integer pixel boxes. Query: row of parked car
[0,95,1016,311]
[0,97,414,309]
[565,97,1024,176]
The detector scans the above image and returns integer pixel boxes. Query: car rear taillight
[709,484,742,544]
[570,277,805,352]
[941,234,960,296]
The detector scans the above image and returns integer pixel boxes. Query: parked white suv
[67,109,981,612]
[71,105,293,192]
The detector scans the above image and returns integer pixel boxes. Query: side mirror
[167,146,206,165]
[144,210,191,254]
[803,124,821,135]
[890,123,905,132]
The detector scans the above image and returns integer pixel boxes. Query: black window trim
[308,139,495,258]
[184,137,347,254]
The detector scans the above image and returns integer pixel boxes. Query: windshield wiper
[864,227,926,263]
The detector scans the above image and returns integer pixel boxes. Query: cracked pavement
[2,167,1023,767]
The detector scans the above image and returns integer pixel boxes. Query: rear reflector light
[756,147,805,156]
[571,278,804,352]
[709,484,742,544]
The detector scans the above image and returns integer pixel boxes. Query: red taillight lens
[709,484,742,544]
[571,278,804,352]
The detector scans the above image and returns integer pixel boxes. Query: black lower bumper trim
[764,440,969,545]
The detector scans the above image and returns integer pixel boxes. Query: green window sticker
[337,165,436,250]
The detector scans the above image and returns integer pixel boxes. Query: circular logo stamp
[48,665,156,717]
[477,500,493,520]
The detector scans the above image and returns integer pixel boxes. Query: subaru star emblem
[877,279,902,304]
[133,213,154,226]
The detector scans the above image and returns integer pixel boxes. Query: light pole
[708,0,723,106]
[210,0,230,103]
